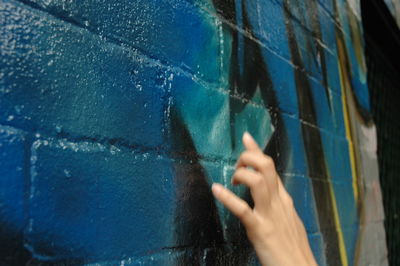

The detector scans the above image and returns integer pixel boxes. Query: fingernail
[212,183,222,195]
[243,131,254,143]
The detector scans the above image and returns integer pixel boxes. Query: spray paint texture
[0,0,389,265]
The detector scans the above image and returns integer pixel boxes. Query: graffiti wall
[0,0,389,265]
[383,0,400,27]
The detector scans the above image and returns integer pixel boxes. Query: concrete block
[20,0,222,83]
[254,0,292,60]
[318,0,335,18]
[307,79,336,133]
[278,114,308,177]
[341,225,360,266]
[307,233,327,266]
[258,47,299,117]
[312,178,359,228]
[318,5,339,54]
[168,74,232,160]
[27,137,175,261]
[171,159,225,248]
[0,125,27,255]
[0,1,166,147]
[283,175,320,233]
[329,136,353,183]
[169,73,274,161]
[330,90,346,137]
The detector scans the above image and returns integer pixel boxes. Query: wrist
[253,237,312,266]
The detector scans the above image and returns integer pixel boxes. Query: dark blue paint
[307,233,327,266]
[279,114,309,176]
[18,0,221,83]
[0,126,26,240]
[27,138,175,260]
[0,1,166,148]
[0,0,385,264]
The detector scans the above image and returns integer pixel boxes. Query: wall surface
[383,0,400,27]
[0,0,389,265]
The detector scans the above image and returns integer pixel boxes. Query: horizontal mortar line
[12,0,210,84]
[30,130,168,156]
[208,14,333,89]
[170,155,235,166]
[11,2,349,138]
[281,172,354,184]
[78,242,251,264]
[77,250,186,266]
[13,0,335,96]
[193,71,338,113]
[316,2,351,39]
[193,0,336,56]
[195,12,338,89]
[0,103,350,154]
[12,0,232,93]
[94,9,335,91]
[25,128,240,165]
[27,126,350,169]
[0,114,348,160]
[192,3,296,65]
[228,93,282,112]
[281,115,349,142]
[161,243,226,251]
[278,1,337,56]
[273,0,352,42]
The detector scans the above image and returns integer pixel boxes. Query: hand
[211,132,317,266]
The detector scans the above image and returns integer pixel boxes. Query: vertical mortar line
[335,2,369,264]
[283,0,349,264]
[22,132,34,256]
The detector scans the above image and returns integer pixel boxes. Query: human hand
[211,132,317,266]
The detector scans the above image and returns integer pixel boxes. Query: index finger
[212,183,256,227]
[243,132,263,153]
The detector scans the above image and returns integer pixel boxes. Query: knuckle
[252,174,264,187]
[237,167,248,175]
[238,206,251,219]
[242,151,252,161]
[237,152,249,165]
[233,168,246,180]
[283,194,294,207]
[260,156,274,170]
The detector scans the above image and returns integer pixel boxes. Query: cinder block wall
[0,0,388,265]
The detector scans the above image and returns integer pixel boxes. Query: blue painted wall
[0,0,388,265]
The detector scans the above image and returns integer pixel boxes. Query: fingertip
[243,131,252,144]
[242,132,260,151]
[211,183,223,196]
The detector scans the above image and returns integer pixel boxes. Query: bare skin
[211,132,317,266]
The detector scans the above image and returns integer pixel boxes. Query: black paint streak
[307,0,332,111]
[287,0,332,111]
[172,0,293,264]
[333,0,373,125]
[170,106,255,265]
[170,108,224,262]
[173,157,224,249]
[213,0,289,172]
[283,0,342,265]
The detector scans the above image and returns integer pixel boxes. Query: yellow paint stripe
[328,181,349,266]
[339,68,359,202]
[334,43,356,266]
